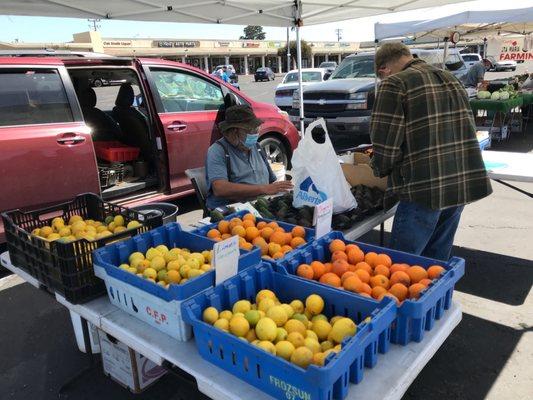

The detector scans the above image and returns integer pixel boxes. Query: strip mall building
[0,31,360,74]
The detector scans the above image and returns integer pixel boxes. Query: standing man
[221,66,230,83]
[370,43,492,260]
[462,58,492,88]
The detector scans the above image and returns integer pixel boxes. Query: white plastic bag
[291,119,357,214]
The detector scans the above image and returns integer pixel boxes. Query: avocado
[209,210,224,222]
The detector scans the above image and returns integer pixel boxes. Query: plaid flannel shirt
[370,59,492,210]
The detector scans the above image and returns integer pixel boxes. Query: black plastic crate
[1,193,162,303]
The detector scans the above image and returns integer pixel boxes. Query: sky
[1,0,531,44]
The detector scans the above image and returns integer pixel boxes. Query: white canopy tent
[375,7,533,41]
[1,0,471,132]
[375,7,533,70]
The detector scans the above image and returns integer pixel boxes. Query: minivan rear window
[0,69,73,126]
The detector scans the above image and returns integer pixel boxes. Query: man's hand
[263,181,294,195]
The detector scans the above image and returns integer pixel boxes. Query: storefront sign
[154,40,199,48]
[103,40,132,47]
[242,42,260,48]
[340,42,351,47]
[268,41,283,48]
[324,42,337,47]
[217,41,230,47]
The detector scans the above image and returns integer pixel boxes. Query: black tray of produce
[252,185,385,231]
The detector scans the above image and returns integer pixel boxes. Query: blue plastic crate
[182,263,396,400]
[275,231,465,345]
[191,210,315,262]
[92,223,261,340]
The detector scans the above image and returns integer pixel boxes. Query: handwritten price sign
[313,198,333,239]
[213,235,240,285]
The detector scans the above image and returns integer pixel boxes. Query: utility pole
[335,28,343,42]
[87,18,101,31]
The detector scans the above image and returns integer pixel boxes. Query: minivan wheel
[260,136,289,168]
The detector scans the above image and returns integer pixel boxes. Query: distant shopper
[370,42,492,260]
[462,58,492,88]
[221,66,230,83]
[205,105,293,209]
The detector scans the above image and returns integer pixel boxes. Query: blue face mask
[243,133,259,149]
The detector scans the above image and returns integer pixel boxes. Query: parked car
[319,61,338,74]
[486,56,517,71]
[288,48,468,152]
[255,67,275,82]
[275,68,327,111]
[0,56,299,245]
[460,53,482,69]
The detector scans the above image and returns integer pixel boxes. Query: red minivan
[0,55,299,244]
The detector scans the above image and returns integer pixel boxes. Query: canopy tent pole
[293,0,305,136]
[286,27,291,73]
[442,37,449,69]
[296,22,305,136]
[374,39,379,91]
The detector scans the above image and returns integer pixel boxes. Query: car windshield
[415,51,465,71]
[462,55,480,62]
[284,71,322,83]
[320,62,336,68]
[330,56,375,79]
[257,68,266,72]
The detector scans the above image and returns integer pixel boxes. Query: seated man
[206,105,293,209]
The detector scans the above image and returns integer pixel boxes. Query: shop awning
[3,1,471,27]
[375,7,533,41]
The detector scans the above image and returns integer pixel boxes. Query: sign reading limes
[213,235,240,285]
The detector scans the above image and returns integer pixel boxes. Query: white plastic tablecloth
[482,151,533,183]
[1,251,461,400]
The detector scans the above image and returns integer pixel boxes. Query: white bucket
[270,162,286,181]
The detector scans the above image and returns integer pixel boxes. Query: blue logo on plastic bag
[296,177,327,205]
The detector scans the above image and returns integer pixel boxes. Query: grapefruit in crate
[276,232,465,344]
[192,211,315,263]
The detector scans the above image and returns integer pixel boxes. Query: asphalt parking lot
[1,64,532,400]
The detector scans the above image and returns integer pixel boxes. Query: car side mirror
[324,73,331,80]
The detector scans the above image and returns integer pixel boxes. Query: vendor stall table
[343,205,398,243]
[470,97,524,141]
[520,92,533,106]
[0,251,461,400]
[483,150,533,198]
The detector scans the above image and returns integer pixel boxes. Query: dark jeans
[389,201,464,261]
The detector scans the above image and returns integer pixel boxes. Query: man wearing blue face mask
[205,105,293,209]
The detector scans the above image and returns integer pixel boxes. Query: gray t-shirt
[463,62,486,87]
[205,138,276,209]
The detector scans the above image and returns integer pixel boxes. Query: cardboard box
[99,331,166,393]
[340,152,387,190]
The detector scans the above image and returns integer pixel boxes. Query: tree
[239,25,266,40]
[277,40,312,68]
